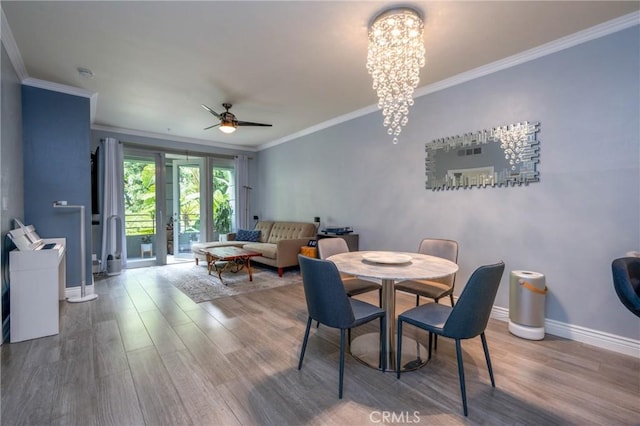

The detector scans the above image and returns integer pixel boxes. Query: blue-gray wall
[257,26,640,341]
[1,43,24,342]
[22,86,92,288]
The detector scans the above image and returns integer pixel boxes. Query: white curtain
[100,137,126,271]
[234,155,250,230]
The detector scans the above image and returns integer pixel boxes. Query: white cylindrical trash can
[508,270,547,340]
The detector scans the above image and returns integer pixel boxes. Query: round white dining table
[327,250,459,371]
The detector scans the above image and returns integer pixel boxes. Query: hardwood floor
[2,263,639,425]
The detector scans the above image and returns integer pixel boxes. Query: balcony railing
[124,213,202,259]
[124,213,200,235]
[125,213,155,236]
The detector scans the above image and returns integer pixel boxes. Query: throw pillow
[236,229,261,242]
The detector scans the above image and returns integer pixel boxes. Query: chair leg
[298,317,312,370]
[455,339,468,416]
[380,315,386,372]
[339,329,346,399]
[434,298,439,350]
[428,332,433,360]
[480,332,495,387]
[449,293,455,307]
[396,319,403,378]
[316,321,320,328]
[379,288,383,307]
[415,294,420,307]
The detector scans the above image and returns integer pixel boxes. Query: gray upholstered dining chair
[396,261,505,416]
[395,238,458,350]
[612,257,640,318]
[394,238,459,307]
[318,237,382,306]
[393,238,458,349]
[297,254,386,399]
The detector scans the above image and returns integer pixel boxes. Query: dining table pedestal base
[350,333,429,372]
[327,251,459,373]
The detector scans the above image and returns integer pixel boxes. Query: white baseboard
[491,306,640,358]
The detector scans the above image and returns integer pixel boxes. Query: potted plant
[141,235,153,257]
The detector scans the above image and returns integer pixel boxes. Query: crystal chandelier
[367,8,425,144]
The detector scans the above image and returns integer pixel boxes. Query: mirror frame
[425,121,540,190]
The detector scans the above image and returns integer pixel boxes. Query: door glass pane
[174,161,202,258]
[212,163,235,241]
[123,156,156,262]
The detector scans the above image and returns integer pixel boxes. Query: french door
[122,148,235,267]
[123,150,166,268]
[210,158,236,241]
[172,159,206,259]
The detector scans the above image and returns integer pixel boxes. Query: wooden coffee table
[204,246,262,285]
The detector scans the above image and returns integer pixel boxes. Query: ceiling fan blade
[237,121,272,127]
[204,123,221,130]
[201,104,221,119]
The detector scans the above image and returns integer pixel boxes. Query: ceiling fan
[201,103,272,134]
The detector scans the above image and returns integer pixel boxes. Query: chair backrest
[443,262,505,339]
[317,237,349,259]
[298,254,355,328]
[418,238,459,286]
[612,257,640,318]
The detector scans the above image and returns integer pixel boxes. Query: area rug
[159,262,301,303]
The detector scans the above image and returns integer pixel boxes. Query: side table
[300,246,317,258]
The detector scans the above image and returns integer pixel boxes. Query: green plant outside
[124,160,156,236]
[123,159,234,237]
[213,168,233,234]
[177,164,201,232]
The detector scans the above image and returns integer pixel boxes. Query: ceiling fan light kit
[202,102,272,134]
[219,119,237,134]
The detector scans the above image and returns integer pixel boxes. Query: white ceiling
[2,1,638,150]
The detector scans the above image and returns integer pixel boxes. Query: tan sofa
[191,221,317,276]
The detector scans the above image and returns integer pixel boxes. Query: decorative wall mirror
[425,121,540,190]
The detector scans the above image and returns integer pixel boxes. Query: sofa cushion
[266,222,317,243]
[254,221,275,243]
[243,243,277,259]
[236,229,261,242]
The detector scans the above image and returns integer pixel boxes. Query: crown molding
[2,5,99,121]
[91,124,259,152]
[23,77,98,123]
[4,5,636,153]
[258,103,379,150]
[1,8,28,81]
[22,77,95,99]
[413,10,640,99]
[259,10,640,151]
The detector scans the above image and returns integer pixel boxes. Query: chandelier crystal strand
[367,8,425,144]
